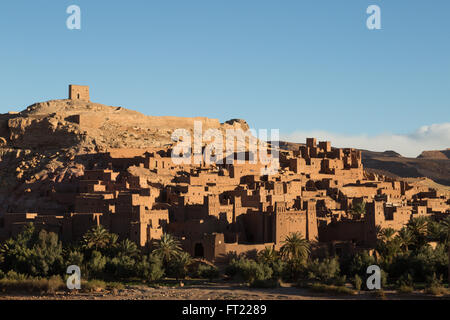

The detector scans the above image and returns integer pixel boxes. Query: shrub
[39,275,65,294]
[0,275,65,294]
[342,251,376,278]
[269,260,287,281]
[396,273,414,289]
[0,227,64,278]
[105,255,136,279]
[385,252,412,280]
[307,257,341,284]
[387,243,448,285]
[250,279,279,288]
[80,279,126,293]
[425,273,447,296]
[240,260,272,284]
[82,279,106,292]
[106,282,125,293]
[27,230,64,277]
[425,286,447,296]
[130,254,164,281]
[426,272,442,288]
[309,283,356,296]
[166,252,192,280]
[86,251,106,278]
[380,270,388,288]
[282,258,307,282]
[195,264,220,280]
[147,255,165,281]
[225,258,272,284]
[66,250,84,267]
[225,258,241,278]
[354,274,362,291]
[334,275,347,286]
[5,270,28,281]
[397,285,414,294]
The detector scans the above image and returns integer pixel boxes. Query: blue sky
[0,1,449,156]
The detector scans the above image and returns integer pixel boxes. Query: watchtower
[69,85,90,101]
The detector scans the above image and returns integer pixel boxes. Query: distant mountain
[417,149,450,160]
[279,141,450,187]
[360,149,450,186]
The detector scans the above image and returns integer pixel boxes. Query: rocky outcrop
[224,119,250,131]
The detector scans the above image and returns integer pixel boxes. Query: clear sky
[0,1,449,156]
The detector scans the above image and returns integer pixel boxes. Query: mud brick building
[0,137,449,262]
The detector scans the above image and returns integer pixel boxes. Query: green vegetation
[307,257,343,284]
[308,283,356,296]
[0,218,448,297]
[349,201,366,218]
[339,216,449,293]
[194,264,220,281]
[225,257,273,284]
[0,274,65,294]
[353,274,362,291]
[0,224,185,293]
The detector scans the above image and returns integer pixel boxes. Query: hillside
[417,149,450,160]
[0,99,249,214]
[361,149,450,187]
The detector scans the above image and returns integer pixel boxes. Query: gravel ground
[0,282,448,300]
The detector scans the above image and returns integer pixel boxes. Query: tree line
[0,215,448,295]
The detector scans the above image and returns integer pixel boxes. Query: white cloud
[281,123,450,158]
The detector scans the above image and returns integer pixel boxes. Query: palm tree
[407,217,429,249]
[376,228,401,263]
[82,225,113,251]
[374,225,383,238]
[108,233,119,246]
[153,233,182,266]
[0,243,8,265]
[117,239,139,258]
[434,216,450,247]
[177,251,193,273]
[408,217,428,235]
[258,246,279,265]
[280,232,310,262]
[379,228,396,243]
[396,228,414,252]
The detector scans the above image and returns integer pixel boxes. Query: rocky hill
[0,99,249,214]
[417,149,450,160]
[360,149,450,187]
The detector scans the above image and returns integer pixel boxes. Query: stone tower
[69,85,90,101]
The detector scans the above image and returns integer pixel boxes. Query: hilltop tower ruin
[69,84,90,101]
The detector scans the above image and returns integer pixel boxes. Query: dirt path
[0,283,448,300]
